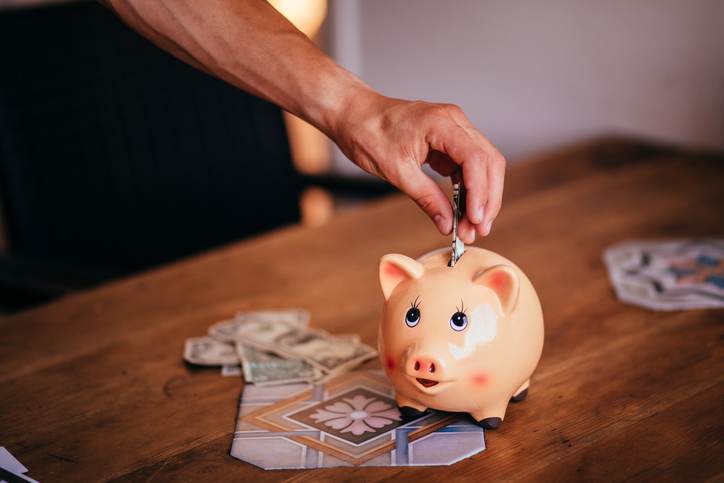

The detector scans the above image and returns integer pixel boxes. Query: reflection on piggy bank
[378,247,544,429]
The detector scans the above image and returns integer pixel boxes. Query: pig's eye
[405,307,420,327]
[450,311,468,331]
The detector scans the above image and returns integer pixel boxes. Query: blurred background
[0,0,722,311]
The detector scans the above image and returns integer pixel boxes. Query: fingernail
[475,204,484,224]
[484,219,493,236]
[434,214,449,234]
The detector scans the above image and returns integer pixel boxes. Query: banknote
[183,336,239,366]
[221,364,242,377]
[186,309,372,381]
[220,318,300,349]
[237,344,321,385]
[235,309,310,327]
[334,333,361,344]
[450,182,466,266]
[208,309,309,342]
[249,328,377,374]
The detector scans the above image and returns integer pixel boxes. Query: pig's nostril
[429,362,435,373]
[414,361,420,371]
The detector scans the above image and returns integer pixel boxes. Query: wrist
[302,63,379,140]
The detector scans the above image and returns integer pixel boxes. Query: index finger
[427,119,500,228]
[458,126,506,235]
[480,148,505,235]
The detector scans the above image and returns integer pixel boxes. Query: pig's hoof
[477,417,503,430]
[511,388,528,402]
[398,406,429,419]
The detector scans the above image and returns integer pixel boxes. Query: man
[105,0,506,243]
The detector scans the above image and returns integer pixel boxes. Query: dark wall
[0,2,301,276]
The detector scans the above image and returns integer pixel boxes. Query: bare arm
[105,0,506,241]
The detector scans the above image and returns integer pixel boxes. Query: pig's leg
[395,396,429,418]
[511,379,530,402]
[471,403,508,430]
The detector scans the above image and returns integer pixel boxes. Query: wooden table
[1,138,723,482]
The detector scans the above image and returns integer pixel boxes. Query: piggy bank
[378,247,544,429]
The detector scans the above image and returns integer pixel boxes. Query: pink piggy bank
[378,246,544,429]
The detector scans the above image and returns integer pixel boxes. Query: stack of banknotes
[183,309,378,385]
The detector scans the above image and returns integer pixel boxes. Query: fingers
[462,126,504,236]
[427,108,505,238]
[425,149,483,241]
[396,164,453,235]
[458,217,476,244]
[462,154,487,225]
[481,152,505,235]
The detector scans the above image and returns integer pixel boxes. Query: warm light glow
[268,0,328,38]
[300,186,334,228]
[285,113,331,174]
[269,0,331,174]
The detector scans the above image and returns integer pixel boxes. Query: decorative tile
[230,370,486,469]
[288,387,402,445]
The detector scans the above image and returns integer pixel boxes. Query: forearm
[104,0,505,241]
[104,0,371,136]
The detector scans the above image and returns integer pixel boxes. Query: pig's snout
[406,355,443,378]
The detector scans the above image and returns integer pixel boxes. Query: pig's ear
[474,265,520,314]
[379,254,425,300]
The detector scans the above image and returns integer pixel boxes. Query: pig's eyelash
[411,296,421,309]
[456,299,467,314]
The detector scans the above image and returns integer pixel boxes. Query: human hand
[329,90,506,243]
[103,0,504,241]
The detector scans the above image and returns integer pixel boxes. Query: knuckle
[413,191,438,213]
[493,153,507,168]
[467,150,486,166]
[446,104,465,116]
[429,105,449,118]
[430,103,464,119]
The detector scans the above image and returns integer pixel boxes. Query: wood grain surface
[1,138,722,482]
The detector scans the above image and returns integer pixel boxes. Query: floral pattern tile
[289,388,402,445]
[231,370,486,469]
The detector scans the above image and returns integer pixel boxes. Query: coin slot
[448,250,466,267]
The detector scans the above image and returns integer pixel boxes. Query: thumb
[397,166,452,235]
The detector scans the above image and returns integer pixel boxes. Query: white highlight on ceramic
[447,304,498,360]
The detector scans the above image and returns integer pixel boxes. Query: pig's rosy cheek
[385,356,396,371]
[470,372,489,386]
